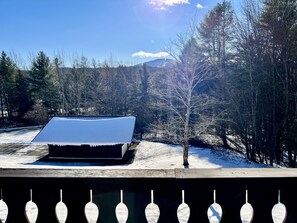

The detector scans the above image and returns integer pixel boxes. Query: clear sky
[0,0,235,66]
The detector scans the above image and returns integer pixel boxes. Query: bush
[23,101,49,125]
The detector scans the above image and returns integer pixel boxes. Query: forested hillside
[0,0,296,167]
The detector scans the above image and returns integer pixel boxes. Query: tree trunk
[293,151,297,168]
[288,147,293,167]
[219,127,229,148]
[0,94,4,118]
[183,85,192,168]
[183,142,189,168]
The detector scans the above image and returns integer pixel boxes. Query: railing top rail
[0,168,296,179]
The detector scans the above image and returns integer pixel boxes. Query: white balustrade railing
[85,190,99,223]
[0,188,289,223]
[0,189,8,223]
[240,190,254,223]
[55,189,68,223]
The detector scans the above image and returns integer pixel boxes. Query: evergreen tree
[230,0,297,166]
[198,0,234,72]
[0,51,17,119]
[134,64,151,137]
[229,0,264,161]
[28,51,59,121]
[14,70,31,119]
[260,0,297,165]
[198,0,235,148]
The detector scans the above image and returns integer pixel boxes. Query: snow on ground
[129,141,268,169]
[0,128,269,168]
[0,128,40,143]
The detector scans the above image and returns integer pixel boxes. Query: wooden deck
[0,143,47,156]
[0,143,297,222]
[1,129,297,222]
[0,143,48,168]
[0,168,297,223]
[1,167,297,179]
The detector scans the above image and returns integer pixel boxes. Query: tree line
[0,0,296,167]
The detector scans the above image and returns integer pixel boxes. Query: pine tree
[14,70,31,119]
[198,0,235,148]
[28,51,59,121]
[0,51,17,119]
[260,0,297,165]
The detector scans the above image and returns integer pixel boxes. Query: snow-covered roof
[32,116,136,146]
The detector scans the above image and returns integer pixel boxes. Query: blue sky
[0,0,234,66]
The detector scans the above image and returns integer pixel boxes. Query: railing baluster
[207,190,222,223]
[0,184,296,222]
[272,190,287,223]
[85,189,99,223]
[145,190,160,223]
[177,190,190,223]
[240,190,254,223]
[0,189,8,223]
[115,190,129,223]
[25,189,38,223]
[55,189,68,223]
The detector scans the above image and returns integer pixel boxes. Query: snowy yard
[0,127,41,143]
[131,141,268,168]
[0,128,269,168]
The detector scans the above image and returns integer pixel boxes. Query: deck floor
[0,143,47,156]
[0,143,48,168]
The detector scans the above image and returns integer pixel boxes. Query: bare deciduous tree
[152,36,217,167]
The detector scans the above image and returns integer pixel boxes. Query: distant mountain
[136,58,175,68]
